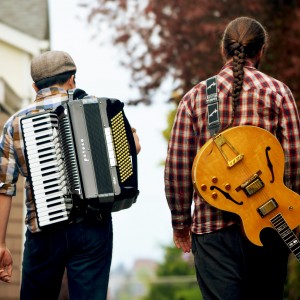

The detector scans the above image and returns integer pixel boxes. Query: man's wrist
[173,227,190,236]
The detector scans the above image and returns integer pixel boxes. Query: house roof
[0,0,49,41]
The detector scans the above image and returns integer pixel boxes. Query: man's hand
[132,129,141,154]
[0,245,13,283]
[173,228,191,253]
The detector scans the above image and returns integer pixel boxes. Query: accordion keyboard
[21,112,71,227]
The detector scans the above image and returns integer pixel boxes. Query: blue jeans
[20,217,113,300]
[192,225,289,300]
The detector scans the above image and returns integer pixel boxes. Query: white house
[0,1,49,299]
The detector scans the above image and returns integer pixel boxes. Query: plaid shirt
[0,87,69,233]
[164,60,300,234]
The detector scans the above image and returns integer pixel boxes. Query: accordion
[20,94,139,230]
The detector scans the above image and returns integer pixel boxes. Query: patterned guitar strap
[206,76,220,137]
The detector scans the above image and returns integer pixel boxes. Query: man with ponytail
[165,17,300,300]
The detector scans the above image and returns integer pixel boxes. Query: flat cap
[31,50,77,82]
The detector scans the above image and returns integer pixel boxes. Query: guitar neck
[270,213,300,262]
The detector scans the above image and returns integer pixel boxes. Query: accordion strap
[206,76,220,137]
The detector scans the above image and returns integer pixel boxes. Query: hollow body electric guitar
[192,125,300,262]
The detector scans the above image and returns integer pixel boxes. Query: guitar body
[192,125,300,252]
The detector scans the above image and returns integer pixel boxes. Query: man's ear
[220,45,227,63]
[68,75,76,89]
[256,45,265,61]
[220,44,225,57]
[32,83,39,92]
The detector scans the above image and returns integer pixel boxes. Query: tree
[80,0,300,106]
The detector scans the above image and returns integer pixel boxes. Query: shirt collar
[35,87,68,102]
[221,59,257,71]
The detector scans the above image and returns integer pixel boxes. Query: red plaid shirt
[164,60,300,234]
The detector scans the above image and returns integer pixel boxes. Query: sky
[48,0,174,270]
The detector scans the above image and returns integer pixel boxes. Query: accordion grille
[84,103,114,194]
[111,111,133,182]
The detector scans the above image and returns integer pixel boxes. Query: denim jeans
[20,217,113,300]
[192,225,289,300]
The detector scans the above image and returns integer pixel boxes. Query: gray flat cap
[31,50,77,82]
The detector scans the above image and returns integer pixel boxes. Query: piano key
[21,110,82,228]
[37,211,66,220]
[36,203,67,216]
[30,171,59,183]
[38,215,69,226]
[24,135,55,147]
[32,181,61,192]
[21,119,55,129]
[27,151,57,164]
[24,143,55,154]
[34,191,65,204]
[38,214,69,224]
[33,184,61,195]
[28,156,57,168]
[30,169,61,182]
[33,179,67,193]
[38,211,68,223]
[34,190,62,200]
[30,161,60,173]
[35,198,66,209]
[23,128,54,139]
[31,173,65,187]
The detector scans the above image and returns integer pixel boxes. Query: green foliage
[162,105,177,143]
[156,246,195,276]
[142,245,202,300]
[162,89,183,143]
[175,288,203,300]
[284,256,300,300]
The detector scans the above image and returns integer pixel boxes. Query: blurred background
[0,0,300,299]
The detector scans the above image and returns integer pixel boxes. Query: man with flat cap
[0,50,140,299]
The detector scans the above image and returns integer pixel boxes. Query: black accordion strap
[206,76,220,137]
[67,88,88,101]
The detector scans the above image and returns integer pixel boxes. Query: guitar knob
[212,176,218,183]
[225,184,231,190]
[201,184,207,191]
[212,192,218,199]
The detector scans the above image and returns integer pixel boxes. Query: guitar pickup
[236,171,264,197]
[257,198,278,217]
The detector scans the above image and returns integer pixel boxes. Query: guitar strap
[206,76,220,136]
